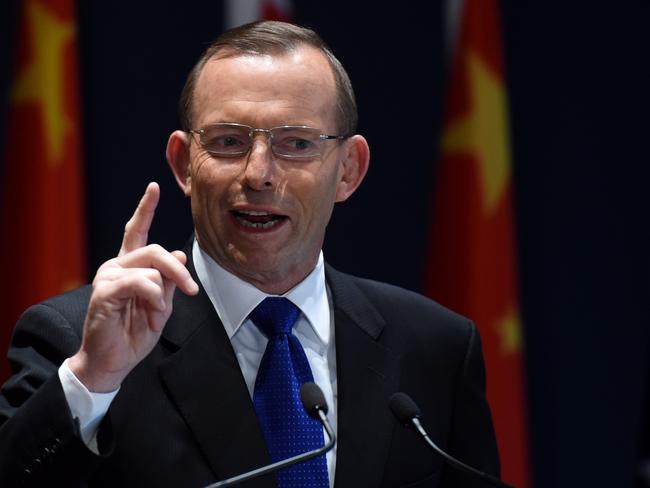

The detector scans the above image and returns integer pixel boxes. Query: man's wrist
[68,351,125,393]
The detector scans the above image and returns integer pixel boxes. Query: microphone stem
[411,418,514,488]
[318,409,336,446]
[206,409,336,488]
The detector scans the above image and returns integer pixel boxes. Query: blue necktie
[250,297,329,488]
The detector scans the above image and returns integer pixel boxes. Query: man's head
[167,21,369,294]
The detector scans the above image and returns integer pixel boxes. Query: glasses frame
[189,122,350,160]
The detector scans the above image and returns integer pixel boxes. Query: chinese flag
[0,0,85,380]
[424,0,530,486]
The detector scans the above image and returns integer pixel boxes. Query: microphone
[389,392,514,488]
[204,382,336,487]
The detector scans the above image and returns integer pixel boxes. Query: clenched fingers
[93,270,169,313]
[110,244,198,296]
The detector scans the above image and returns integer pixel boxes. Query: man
[0,21,499,487]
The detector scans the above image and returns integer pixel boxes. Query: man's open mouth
[232,210,288,229]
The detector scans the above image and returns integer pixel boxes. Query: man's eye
[292,139,313,150]
[222,136,241,147]
[206,134,248,151]
[277,137,316,152]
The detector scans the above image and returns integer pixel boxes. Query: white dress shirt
[193,241,337,484]
[59,240,337,485]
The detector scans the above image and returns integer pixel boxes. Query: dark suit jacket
[0,259,499,487]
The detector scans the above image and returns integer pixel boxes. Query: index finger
[119,182,160,256]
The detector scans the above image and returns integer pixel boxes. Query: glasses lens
[271,127,322,159]
[200,124,251,156]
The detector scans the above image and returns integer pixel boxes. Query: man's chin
[231,252,290,277]
[224,249,315,293]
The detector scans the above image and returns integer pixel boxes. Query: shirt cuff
[58,357,119,453]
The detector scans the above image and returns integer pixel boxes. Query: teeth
[237,217,282,229]
[233,209,285,230]
[237,210,271,216]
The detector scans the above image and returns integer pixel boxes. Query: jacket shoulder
[328,266,470,326]
[17,285,93,338]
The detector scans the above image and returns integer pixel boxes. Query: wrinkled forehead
[192,47,339,128]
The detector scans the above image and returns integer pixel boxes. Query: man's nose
[243,134,276,190]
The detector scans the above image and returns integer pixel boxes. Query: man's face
[175,47,363,293]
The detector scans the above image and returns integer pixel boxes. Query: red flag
[424,0,530,486]
[0,0,85,380]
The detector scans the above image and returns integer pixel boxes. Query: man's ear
[335,134,370,202]
[166,130,192,197]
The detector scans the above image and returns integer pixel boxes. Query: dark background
[1,1,649,487]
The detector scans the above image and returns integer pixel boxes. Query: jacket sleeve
[440,321,501,487]
[0,300,109,486]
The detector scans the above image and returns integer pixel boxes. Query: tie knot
[250,297,300,338]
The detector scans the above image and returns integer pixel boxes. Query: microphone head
[300,382,328,418]
[389,392,421,427]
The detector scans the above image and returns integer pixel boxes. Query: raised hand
[68,183,199,392]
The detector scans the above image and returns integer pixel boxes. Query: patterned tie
[250,297,329,488]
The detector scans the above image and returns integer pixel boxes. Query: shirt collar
[192,240,330,345]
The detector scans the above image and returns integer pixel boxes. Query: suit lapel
[157,250,275,487]
[327,266,400,488]
[154,245,397,487]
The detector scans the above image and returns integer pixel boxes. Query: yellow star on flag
[11,0,75,165]
[496,308,522,354]
[440,50,512,215]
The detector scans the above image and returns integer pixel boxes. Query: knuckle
[124,218,135,234]
[148,243,164,254]
[90,281,113,301]
[94,261,118,281]
[146,268,164,283]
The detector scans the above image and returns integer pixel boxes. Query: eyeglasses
[189,123,349,160]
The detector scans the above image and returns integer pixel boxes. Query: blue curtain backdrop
[1,1,649,487]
